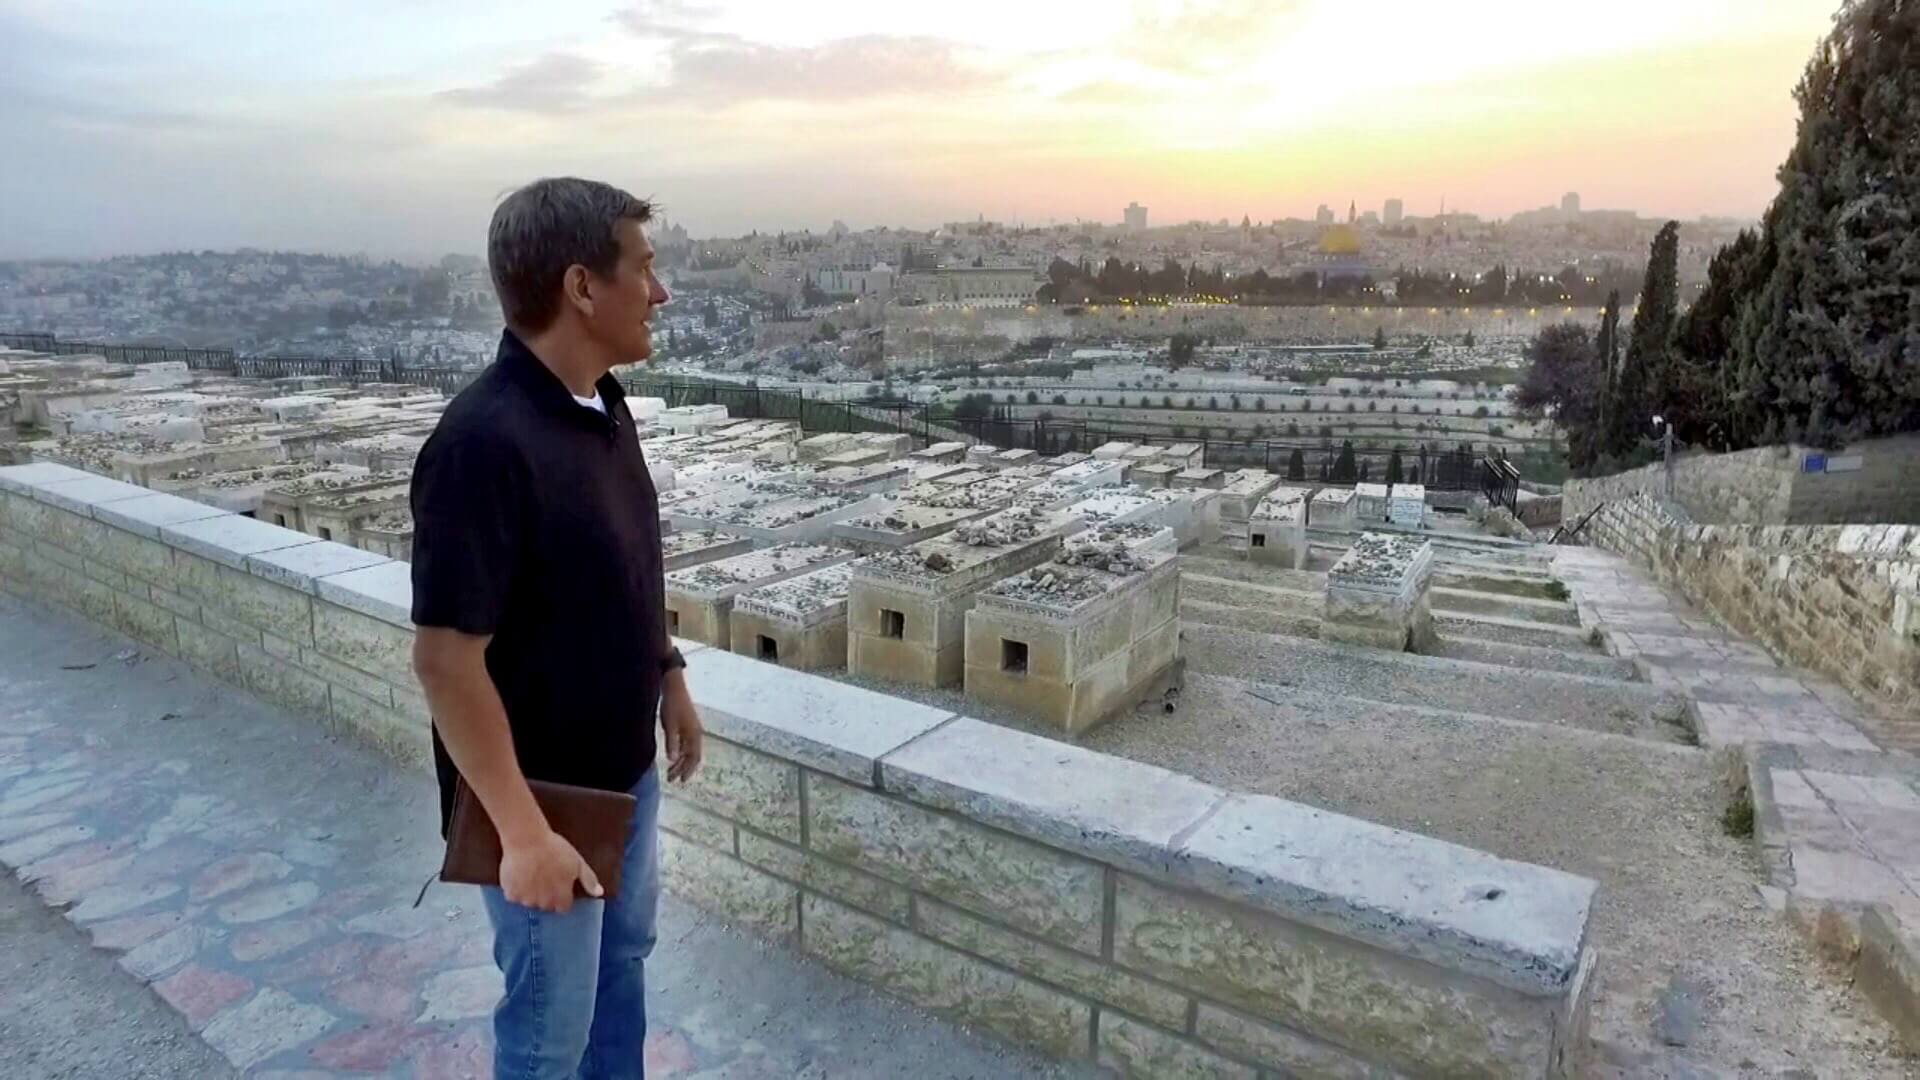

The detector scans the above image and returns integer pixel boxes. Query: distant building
[1123,202,1149,231]
[900,266,1039,307]
[1315,204,1335,226]
[1383,198,1404,225]
[1561,192,1581,216]
[1359,211,1380,227]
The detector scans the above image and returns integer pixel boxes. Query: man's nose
[652,278,671,307]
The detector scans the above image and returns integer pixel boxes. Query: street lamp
[1652,414,1675,498]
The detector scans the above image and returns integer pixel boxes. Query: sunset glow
[0,0,1841,255]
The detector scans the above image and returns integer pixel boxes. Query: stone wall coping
[683,646,959,785]
[26,472,155,516]
[90,491,235,539]
[877,716,1228,876]
[1171,794,1595,996]
[0,461,95,496]
[158,513,322,570]
[245,540,393,595]
[314,559,414,625]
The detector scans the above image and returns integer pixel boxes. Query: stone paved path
[1555,545,1920,1049]
[0,590,1095,1079]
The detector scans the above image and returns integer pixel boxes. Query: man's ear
[562,265,594,320]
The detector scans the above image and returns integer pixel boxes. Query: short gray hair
[487,178,654,332]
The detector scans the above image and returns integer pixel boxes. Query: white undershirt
[572,392,606,414]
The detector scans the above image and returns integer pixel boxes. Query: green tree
[1386,448,1404,485]
[1591,291,1623,469]
[1671,230,1767,446]
[1287,448,1306,480]
[1515,321,1601,473]
[1331,440,1358,483]
[1372,326,1388,350]
[1736,0,1920,445]
[1604,220,1680,460]
[1168,332,1200,368]
[953,393,994,420]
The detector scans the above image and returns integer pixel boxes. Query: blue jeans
[482,767,661,1079]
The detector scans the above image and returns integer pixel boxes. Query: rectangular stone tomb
[662,529,755,572]
[848,507,1069,687]
[813,461,912,494]
[964,530,1181,733]
[1389,483,1428,527]
[993,448,1038,467]
[1159,442,1204,468]
[796,432,858,462]
[832,500,994,550]
[1353,482,1390,522]
[1048,457,1127,489]
[728,561,856,671]
[668,485,885,545]
[965,445,1002,470]
[1127,462,1180,489]
[1091,440,1136,460]
[1312,486,1357,528]
[664,543,855,646]
[1248,487,1312,569]
[818,446,891,469]
[1323,532,1436,652]
[1172,467,1224,490]
[909,441,968,464]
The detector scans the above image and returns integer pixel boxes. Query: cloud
[1125,0,1302,74]
[437,52,608,114]
[659,34,996,105]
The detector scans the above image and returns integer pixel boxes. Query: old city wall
[0,462,1599,1078]
[1582,493,1919,719]
[1563,434,1920,528]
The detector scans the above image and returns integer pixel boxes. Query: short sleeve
[409,426,525,634]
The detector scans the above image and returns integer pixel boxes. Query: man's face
[584,220,671,362]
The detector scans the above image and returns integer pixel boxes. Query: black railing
[1480,454,1521,512]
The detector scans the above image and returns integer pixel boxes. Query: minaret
[1348,200,1356,224]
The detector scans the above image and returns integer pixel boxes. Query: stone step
[1437,611,1596,651]
[1425,634,1640,682]
[1431,586,1582,627]
[1178,597,1322,640]
[1181,622,1694,744]
[1182,572,1319,610]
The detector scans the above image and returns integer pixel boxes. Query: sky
[0,0,1844,259]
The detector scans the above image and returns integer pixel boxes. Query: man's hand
[661,674,703,784]
[499,827,602,913]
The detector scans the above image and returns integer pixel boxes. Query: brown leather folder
[440,778,637,900]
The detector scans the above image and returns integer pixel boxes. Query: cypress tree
[1737,0,1920,445]
[1611,221,1680,459]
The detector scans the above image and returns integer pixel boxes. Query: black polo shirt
[410,330,667,833]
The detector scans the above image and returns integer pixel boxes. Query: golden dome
[1318,224,1361,255]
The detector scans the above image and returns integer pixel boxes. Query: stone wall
[0,461,1600,1078]
[1583,493,1919,718]
[1564,433,1920,528]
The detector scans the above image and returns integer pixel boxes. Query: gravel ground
[1181,622,1692,742]
[0,873,236,1080]
[1436,611,1597,650]
[1079,673,1916,1078]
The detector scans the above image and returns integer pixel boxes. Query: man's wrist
[662,668,690,695]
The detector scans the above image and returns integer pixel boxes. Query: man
[410,177,702,1079]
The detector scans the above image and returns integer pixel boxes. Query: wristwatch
[660,646,687,674]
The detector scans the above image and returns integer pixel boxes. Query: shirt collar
[495,329,629,425]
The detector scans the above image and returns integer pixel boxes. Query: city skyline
[2,0,1842,259]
